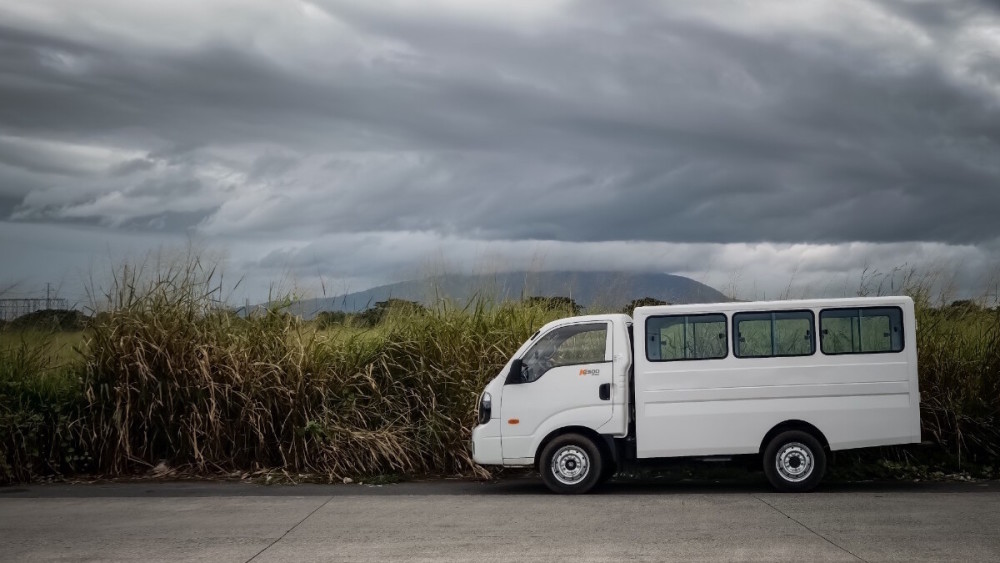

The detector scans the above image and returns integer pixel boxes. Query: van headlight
[477,392,492,425]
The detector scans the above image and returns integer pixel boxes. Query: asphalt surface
[2,479,999,562]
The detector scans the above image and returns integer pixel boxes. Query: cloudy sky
[1,0,999,305]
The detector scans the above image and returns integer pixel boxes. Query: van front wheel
[540,434,604,494]
[763,430,826,492]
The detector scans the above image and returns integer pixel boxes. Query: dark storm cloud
[5,0,998,243]
[1,0,999,303]
[0,195,21,217]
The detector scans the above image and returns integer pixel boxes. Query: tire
[539,433,604,494]
[763,430,827,492]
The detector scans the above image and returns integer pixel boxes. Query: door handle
[599,383,611,401]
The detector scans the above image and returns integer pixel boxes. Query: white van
[471,296,920,493]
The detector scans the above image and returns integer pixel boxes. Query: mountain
[281,271,728,319]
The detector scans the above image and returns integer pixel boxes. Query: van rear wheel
[540,434,604,494]
[763,430,826,492]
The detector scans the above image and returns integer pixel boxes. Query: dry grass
[75,259,565,480]
[2,259,999,484]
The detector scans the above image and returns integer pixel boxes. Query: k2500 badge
[578,368,600,376]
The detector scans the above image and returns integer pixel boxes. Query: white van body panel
[633,296,919,458]
[502,373,613,460]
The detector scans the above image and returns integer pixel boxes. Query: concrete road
[2,479,999,562]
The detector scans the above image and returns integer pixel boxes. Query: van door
[500,321,614,461]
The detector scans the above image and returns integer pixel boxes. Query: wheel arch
[533,426,613,471]
[759,420,830,455]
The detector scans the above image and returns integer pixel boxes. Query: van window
[646,314,727,361]
[820,307,904,354]
[521,323,609,382]
[734,311,814,358]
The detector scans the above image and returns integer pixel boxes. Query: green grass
[0,330,86,367]
[0,333,89,483]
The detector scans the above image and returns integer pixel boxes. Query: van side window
[521,323,609,383]
[820,307,904,354]
[646,314,727,361]
[734,311,815,358]
[733,311,816,358]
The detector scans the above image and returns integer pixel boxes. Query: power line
[0,284,69,321]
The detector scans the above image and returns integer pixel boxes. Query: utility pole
[46,283,51,309]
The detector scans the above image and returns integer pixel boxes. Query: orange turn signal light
[507,418,520,425]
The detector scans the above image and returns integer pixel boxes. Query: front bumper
[471,421,503,465]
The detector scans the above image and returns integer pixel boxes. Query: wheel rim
[775,442,814,483]
[551,445,590,485]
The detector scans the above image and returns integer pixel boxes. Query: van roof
[634,295,913,317]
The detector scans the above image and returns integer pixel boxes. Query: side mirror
[505,359,524,385]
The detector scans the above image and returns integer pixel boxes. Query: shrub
[524,296,582,315]
[9,309,89,332]
[0,336,88,484]
[621,297,668,315]
[355,299,427,327]
[315,310,350,329]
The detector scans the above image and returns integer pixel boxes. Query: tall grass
[1,259,999,484]
[915,302,1000,466]
[76,260,564,480]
